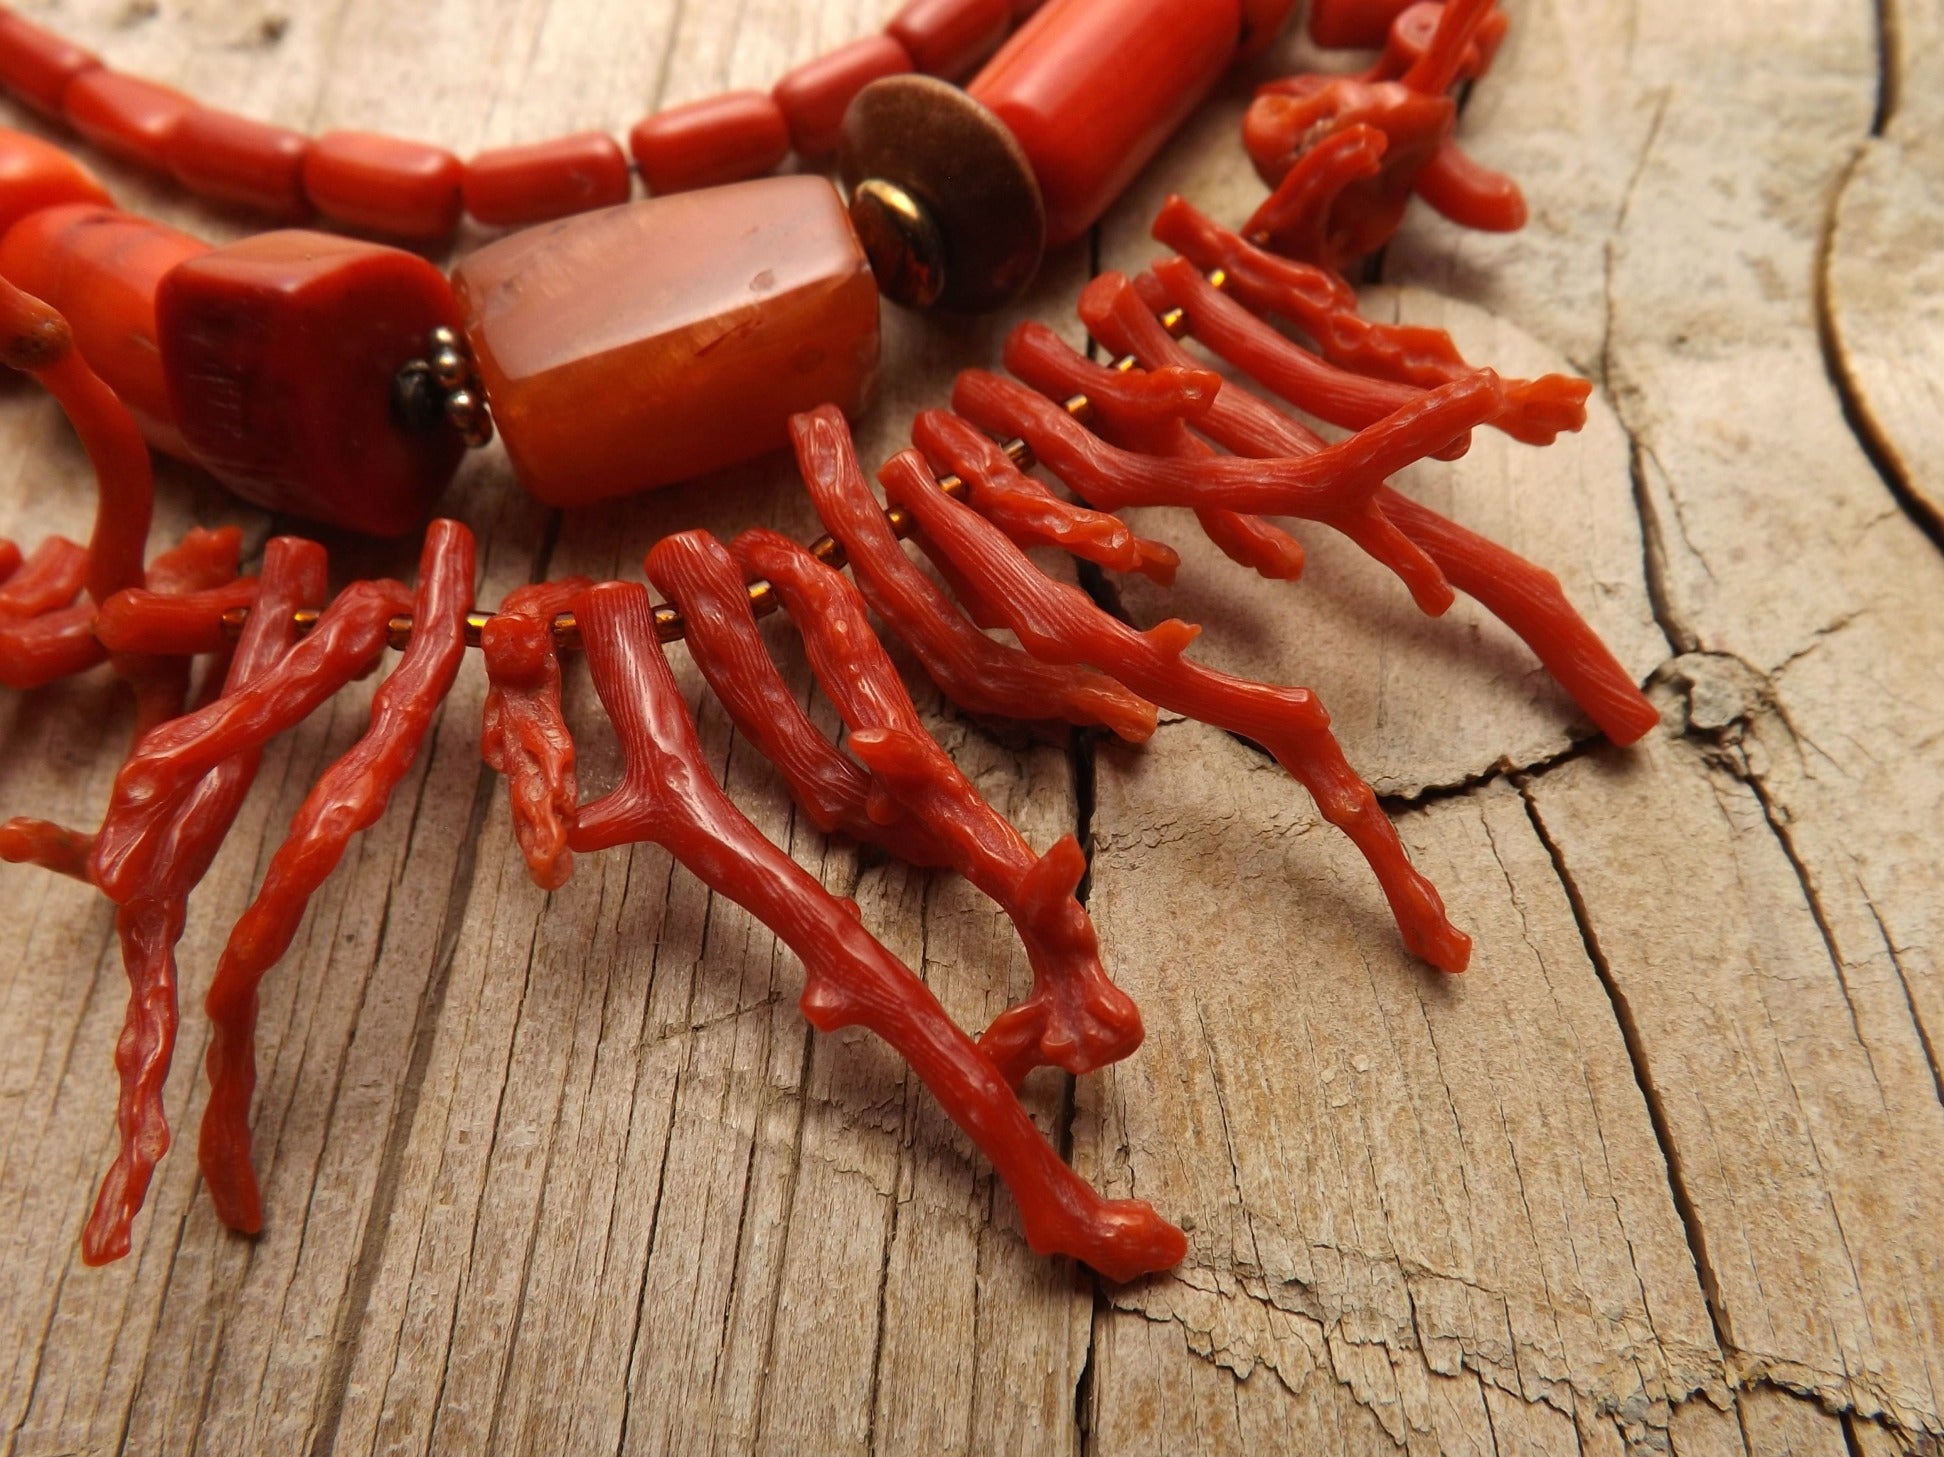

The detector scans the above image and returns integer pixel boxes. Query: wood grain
[1,0,1940,1454]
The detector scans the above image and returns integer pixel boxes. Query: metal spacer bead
[427,324,465,356]
[445,388,495,448]
[429,346,469,392]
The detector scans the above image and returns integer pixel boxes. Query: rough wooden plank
[1825,0,1944,534]
[1386,0,1944,1437]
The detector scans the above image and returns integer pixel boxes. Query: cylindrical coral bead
[1237,0,1299,59]
[0,127,112,239]
[303,131,463,239]
[0,203,207,453]
[166,109,310,217]
[887,0,1011,79]
[62,70,194,170]
[0,11,99,115]
[774,36,912,158]
[969,0,1241,248]
[629,92,789,194]
[463,132,631,226]
[1307,0,1414,48]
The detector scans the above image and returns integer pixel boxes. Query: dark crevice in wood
[1814,150,1944,558]
[304,754,500,1457]
[1872,0,1898,136]
[1517,781,1735,1363]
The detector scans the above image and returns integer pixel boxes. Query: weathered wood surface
[0,1,1939,1454]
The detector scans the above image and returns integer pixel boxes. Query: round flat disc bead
[463,132,631,226]
[773,35,912,158]
[166,108,310,217]
[629,91,789,195]
[0,11,100,116]
[0,127,112,238]
[887,0,1011,79]
[63,70,195,171]
[156,230,467,534]
[304,130,463,239]
[839,74,1043,312]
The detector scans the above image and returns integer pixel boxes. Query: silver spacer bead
[427,324,465,355]
[429,346,469,392]
[445,388,495,449]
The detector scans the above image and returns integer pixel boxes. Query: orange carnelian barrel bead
[0,127,111,238]
[63,70,195,170]
[773,35,912,157]
[887,0,1011,79]
[156,231,465,534]
[166,108,310,218]
[0,204,207,453]
[629,91,789,194]
[969,0,1241,248]
[452,175,878,508]
[0,11,99,115]
[303,131,463,239]
[462,132,631,226]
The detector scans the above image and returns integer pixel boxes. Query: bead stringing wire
[207,292,1211,655]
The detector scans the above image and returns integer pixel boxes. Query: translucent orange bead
[452,176,879,508]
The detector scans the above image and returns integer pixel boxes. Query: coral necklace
[0,0,1654,1281]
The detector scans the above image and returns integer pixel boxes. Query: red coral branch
[567,580,1184,1281]
[481,577,588,891]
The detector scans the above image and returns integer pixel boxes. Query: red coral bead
[969,0,1242,248]
[1308,0,1414,48]
[62,70,194,171]
[629,91,790,194]
[0,203,208,454]
[887,0,1011,79]
[0,127,112,239]
[463,132,631,225]
[166,108,310,218]
[156,231,466,534]
[1237,0,1299,60]
[0,10,99,116]
[773,35,913,157]
[303,131,463,239]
